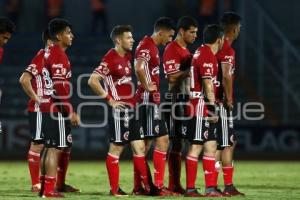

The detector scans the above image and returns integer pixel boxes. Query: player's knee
[188,144,202,157]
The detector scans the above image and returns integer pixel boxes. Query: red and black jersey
[44,44,72,114]
[187,44,219,116]
[163,40,191,76]
[25,49,56,112]
[94,49,135,106]
[135,36,160,104]
[216,39,235,101]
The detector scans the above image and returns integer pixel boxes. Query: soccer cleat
[31,183,41,193]
[153,187,181,196]
[223,185,245,196]
[215,187,231,197]
[168,185,186,194]
[204,187,224,197]
[184,188,204,197]
[110,188,129,197]
[56,184,80,193]
[132,187,149,195]
[42,191,64,198]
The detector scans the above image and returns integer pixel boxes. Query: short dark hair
[177,16,198,30]
[203,24,224,44]
[221,12,241,31]
[48,18,72,41]
[0,17,15,34]
[110,25,133,43]
[42,28,51,44]
[154,17,176,32]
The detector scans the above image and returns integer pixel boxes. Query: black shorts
[43,112,72,148]
[28,112,44,144]
[163,93,189,139]
[185,115,217,144]
[136,103,168,138]
[108,107,144,144]
[216,104,236,150]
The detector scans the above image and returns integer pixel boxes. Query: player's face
[59,27,74,47]
[160,29,175,46]
[233,23,241,40]
[120,32,134,52]
[182,26,198,44]
[0,32,12,47]
[217,36,225,51]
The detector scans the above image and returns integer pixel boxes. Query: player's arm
[88,72,126,109]
[202,78,218,123]
[135,58,157,92]
[221,63,233,110]
[19,72,41,103]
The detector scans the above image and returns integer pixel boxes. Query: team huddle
[17,12,244,198]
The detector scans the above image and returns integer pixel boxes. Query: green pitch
[0,161,299,199]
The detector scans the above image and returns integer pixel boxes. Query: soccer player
[39,18,80,198]
[88,25,152,196]
[134,17,175,196]
[0,17,15,63]
[162,16,198,194]
[185,24,224,197]
[19,29,53,193]
[215,12,244,196]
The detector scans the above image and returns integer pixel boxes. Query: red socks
[56,151,70,189]
[202,155,217,188]
[185,155,198,189]
[153,149,167,189]
[133,155,151,191]
[223,166,234,186]
[28,150,40,186]
[44,176,56,194]
[168,151,182,189]
[106,153,119,193]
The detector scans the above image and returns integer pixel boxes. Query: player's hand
[70,112,80,126]
[146,82,157,92]
[108,99,127,110]
[33,95,42,104]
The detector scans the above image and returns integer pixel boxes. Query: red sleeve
[93,58,111,78]
[50,51,73,114]
[217,48,235,66]
[25,50,44,76]
[163,48,181,75]
[135,45,151,64]
[197,53,215,79]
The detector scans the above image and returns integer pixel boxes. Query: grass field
[0,161,299,199]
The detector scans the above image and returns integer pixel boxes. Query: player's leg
[56,147,80,192]
[41,112,71,198]
[220,107,244,196]
[107,108,128,196]
[27,112,44,192]
[184,115,204,197]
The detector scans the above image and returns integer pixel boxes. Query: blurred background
[0,0,299,160]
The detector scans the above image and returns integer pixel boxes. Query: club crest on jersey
[140,49,151,61]
[52,64,63,68]
[118,65,122,69]
[139,127,144,138]
[125,67,130,74]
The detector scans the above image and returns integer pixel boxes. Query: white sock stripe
[187,156,198,162]
[203,156,216,161]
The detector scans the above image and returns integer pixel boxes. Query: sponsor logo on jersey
[166,59,175,65]
[117,76,132,85]
[52,64,63,69]
[203,63,213,68]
